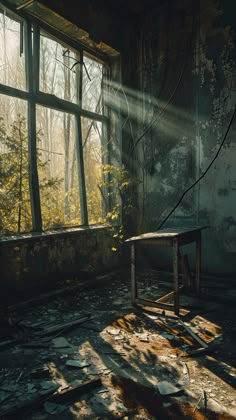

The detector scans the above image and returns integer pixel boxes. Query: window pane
[40,31,78,103]
[82,118,104,224]
[36,106,81,230]
[82,55,104,114]
[0,95,31,234]
[0,8,26,91]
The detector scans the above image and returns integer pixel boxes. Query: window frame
[0,4,111,234]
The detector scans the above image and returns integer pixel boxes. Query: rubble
[65,359,90,368]
[157,380,182,396]
[0,269,235,418]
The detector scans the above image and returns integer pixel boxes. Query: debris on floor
[157,380,182,396]
[0,269,235,419]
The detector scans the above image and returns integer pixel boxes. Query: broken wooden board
[178,319,208,349]
[0,377,102,418]
[35,315,92,337]
[50,377,102,403]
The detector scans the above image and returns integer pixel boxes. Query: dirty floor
[0,270,236,419]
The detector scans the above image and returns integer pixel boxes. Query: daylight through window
[0,5,112,235]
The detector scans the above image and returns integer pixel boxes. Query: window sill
[0,224,111,244]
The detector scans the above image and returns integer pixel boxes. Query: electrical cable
[158,103,236,229]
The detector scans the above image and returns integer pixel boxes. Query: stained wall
[120,0,236,274]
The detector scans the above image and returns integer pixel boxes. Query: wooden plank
[156,291,175,303]
[0,378,101,418]
[126,238,172,247]
[36,315,92,337]
[125,232,177,242]
[135,297,174,311]
[125,226,208,243]
[178,319,208,348]
[17,0,35,10]
[51,377,101,403]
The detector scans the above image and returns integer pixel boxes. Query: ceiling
[6,0,161,17]
[110,0,161,15]
[3,0,163,54]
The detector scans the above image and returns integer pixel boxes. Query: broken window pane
[0,7,26,91]
[37,106,81,230]
[0,96,31,234]
[40,31,78,103]
[82,55,104,114]
[82,117,104,224]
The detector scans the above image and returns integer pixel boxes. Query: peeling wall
[121,0,236,274]
[0,228,119,296]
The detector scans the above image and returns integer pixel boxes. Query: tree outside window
[0,5,119,236]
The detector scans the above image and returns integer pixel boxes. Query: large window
[0,5,112,235]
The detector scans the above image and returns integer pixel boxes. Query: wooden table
[125,226,207,315]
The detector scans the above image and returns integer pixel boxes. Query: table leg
[195,232,201,296]
[131,243,137,304]
[173,239,179,316]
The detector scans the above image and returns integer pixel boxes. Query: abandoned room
[0,0,236,418]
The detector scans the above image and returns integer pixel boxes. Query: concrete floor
[0,270,236,419]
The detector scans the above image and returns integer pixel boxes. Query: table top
[125,226,208,242]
